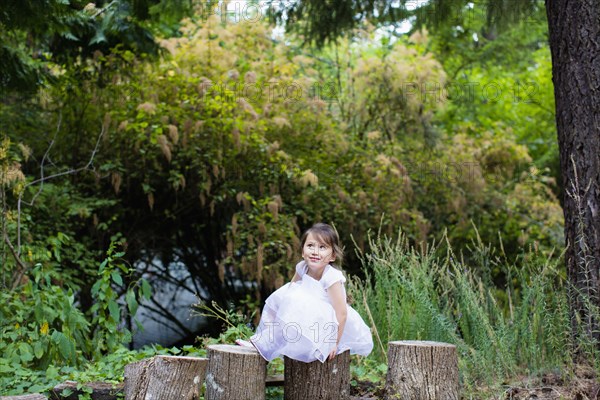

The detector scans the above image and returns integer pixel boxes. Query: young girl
[240,223,373,363]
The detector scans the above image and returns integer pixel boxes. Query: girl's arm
[327,282,348,360]
[291,272,301,283]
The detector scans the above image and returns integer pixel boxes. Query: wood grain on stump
[0,395,47,400]
[284,350,351,400]
[205,344,266,400]
[124,355,208,400]
[385,340,459,400]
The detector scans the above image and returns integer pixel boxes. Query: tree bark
[205,344,266,400]
[385,340,459,400]
[284,350,351,400]
[124,355,208,400]
[0,396,47,400]
[545,0,600,351]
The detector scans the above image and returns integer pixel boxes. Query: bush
[0,240,150,396]
[348,230,577,393]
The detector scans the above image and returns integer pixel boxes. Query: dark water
[131,258,210,348]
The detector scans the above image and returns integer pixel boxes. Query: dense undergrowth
[1,232,597,399]
[347,230,599,397]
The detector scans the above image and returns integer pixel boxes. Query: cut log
[205,344,266,400]
[385,340,459,400]
[50,381,123,400]
[284,350,351,400]
[124,355,208,400]
[0,395,47,400]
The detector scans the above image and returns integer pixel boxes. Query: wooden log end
[206,344,260,355]
[388,340,456,348]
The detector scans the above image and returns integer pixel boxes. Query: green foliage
[90,238,135,355]
[0,264,90,394]
[192,300,255,345]
[0,342,203,397]
[271,0,540,47]
[429,4,559,185]
[347,230,583,393]
[1,13,562,319]
[0,264,90,367]
[0,0,196,92]
[0,240,152,396]
[350,357,387,392]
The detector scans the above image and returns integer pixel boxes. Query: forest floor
[500,364,599,400]
[349,364,599,399]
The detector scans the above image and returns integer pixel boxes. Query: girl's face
[302,232,336,269]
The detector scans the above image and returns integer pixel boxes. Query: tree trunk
[545,0,600,352]
[205,344,266,400]
[284,350,351,400]
[0,396,47,400]
[51,381,123,400]
[124,355,208,400]
[385,340,459,400]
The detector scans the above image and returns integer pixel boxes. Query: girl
[239,223,373,363]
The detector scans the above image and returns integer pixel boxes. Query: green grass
[347,229,598,395]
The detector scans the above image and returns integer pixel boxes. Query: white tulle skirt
[250,280,373,363]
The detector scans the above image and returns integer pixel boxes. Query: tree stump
[0,395,47,400]
[385,340,459,400]
[205,344,266,400]
[284,350,351,400]
[124,355,208,400]
[50,381,123,400]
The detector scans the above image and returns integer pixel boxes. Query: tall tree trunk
[545,0,600,353]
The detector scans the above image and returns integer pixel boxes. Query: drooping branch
[16,115,106,254]
[135,310,189,338]
[144,297,195,338]
[5,231,28,290]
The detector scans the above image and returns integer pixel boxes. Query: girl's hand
[327,345,338,360]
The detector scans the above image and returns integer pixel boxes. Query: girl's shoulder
[322,265,346,288]
[295,260,307,276]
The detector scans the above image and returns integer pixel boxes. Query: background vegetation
[1,1,590,398]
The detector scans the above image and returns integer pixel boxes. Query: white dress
[250,261,374,363]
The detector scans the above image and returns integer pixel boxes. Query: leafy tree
[425,6,559,197]
[0,0,191,92]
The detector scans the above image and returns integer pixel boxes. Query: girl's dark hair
[300,223,344,267]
